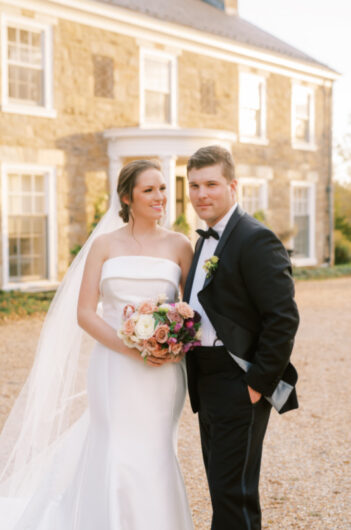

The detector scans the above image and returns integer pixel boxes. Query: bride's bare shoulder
[89,228,127,258]
[162,228,193,253]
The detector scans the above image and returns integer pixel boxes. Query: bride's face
[129,168,167,221]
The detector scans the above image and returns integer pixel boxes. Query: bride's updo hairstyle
[117,159,162,223]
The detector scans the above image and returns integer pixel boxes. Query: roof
[96,0,335,72]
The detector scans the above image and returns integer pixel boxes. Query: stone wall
[0,7,334,286]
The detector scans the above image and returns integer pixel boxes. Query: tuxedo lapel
[183,237,204,302]
[201,204,245,291]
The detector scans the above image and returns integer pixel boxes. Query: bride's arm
[77,236,163,365]
[177,235,194,296]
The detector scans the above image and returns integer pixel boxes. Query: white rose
[158,303,172,312]
[195,328,202,340]
[134,314,155,340]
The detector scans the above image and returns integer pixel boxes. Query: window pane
[9,237,18,256]
[8,195,21,214]
[20,237,31,255]
[145,91,170,124]
[293,187,310,257]
[9,259,18,278]
[7,27,16,43]
[240,108,260,137]
[22,195,32,213]
[8,174,21,192]
[34,174,44,191]
[35,195,45,213]
[20,259,32,277]
[295,118,309,142]
[144,58,170,93]
[241,77,261,109]
[294,87,311,142]
[294,215,309,257]
[241,184,262,215]
[22,174,32,191]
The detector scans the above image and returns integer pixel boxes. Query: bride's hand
[145,353,185,367]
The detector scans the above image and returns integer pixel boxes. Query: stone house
[0,0,338,290]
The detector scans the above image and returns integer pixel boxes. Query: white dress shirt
[189,203,238,346]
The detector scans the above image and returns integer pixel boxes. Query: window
[1,15,55,117]
[140,50,176,126]
[176,176,186,218]
[291,85,315,149]
[200,78,217,115]
[238,178,268,216]
[93,55,114,98]
[1,165,57,288]
[239,73,267,144]
[291,182,316,264]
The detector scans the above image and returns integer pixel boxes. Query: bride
[0,159,194,529]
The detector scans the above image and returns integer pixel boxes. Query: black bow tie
[196,227,220,240]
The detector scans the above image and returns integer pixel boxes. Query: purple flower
[174,323,182,332]
[167,337,177,344]
[193,311,201,323]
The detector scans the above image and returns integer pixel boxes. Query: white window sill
[1,103,57,119]
[239,136,269,146]
[291,141,318,152]
[291,257,317,267]
[2,280,59,292]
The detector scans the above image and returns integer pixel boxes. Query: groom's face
[188,164,237,227]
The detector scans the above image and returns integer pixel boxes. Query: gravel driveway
[1,277,350,529]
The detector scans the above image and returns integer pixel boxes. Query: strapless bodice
[99,256,181,328]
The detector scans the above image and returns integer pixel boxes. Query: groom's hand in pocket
[248,385,262,404]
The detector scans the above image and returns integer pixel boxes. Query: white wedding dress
[0,256,193,530]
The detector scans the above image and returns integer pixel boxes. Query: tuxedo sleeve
[240,229,300,396]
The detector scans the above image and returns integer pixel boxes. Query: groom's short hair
[187,145,235,182]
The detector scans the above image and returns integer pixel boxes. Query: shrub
[334,229,351,264]
[172,213,190,237]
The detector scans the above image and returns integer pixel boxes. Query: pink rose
[185,320,194,328]
[167,310,184,326]
[143,338,167,358]
[123,318,135,336]
[123,304,135,319]
[175,302,194,319]
[167,337,177,345]
[169,342,183,356]
[138,300,157,314]
[155,324,170,344]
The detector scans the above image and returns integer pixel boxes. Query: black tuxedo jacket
[184,205,300,414]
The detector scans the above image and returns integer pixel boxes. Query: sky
[239,0,351,171]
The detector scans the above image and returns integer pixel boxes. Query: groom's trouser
[193,345,271,530]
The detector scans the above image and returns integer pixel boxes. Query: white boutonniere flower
[203,255,219,279]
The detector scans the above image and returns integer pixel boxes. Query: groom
[183,145,300,530]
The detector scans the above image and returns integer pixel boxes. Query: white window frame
[238,177,268,215]
[1,163,58,290]
[290,180,316,266]
[1,14,56,118]
[239,72,268,145]
[139,48,177,127]
[291,83,316,151]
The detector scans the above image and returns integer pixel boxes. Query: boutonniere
[203,256,219,278]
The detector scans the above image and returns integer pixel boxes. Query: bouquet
[117,295,201,360]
